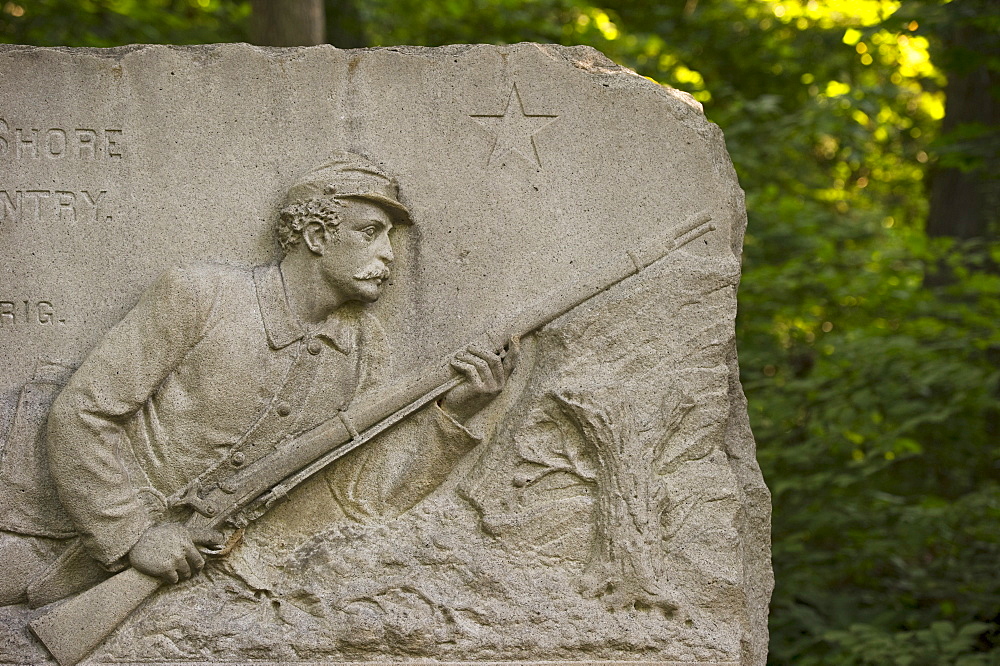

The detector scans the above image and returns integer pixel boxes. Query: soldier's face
[320,198,395,304]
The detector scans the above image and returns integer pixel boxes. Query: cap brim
[344,193,413,226]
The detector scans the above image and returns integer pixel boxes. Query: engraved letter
[0,190,21,225]
[76,129,97,159]
[46,129,67,158]
[37,301,54,325]
[0,118,8,155]
[25,190,51,224]
[81,189,107,222]
[15,128,38,159]
[55,191,76,223]
[0,301,13,325]
[106,129,123,159]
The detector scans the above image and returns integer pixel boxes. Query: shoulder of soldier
[154,261,250,288]
[151,261,252,296]
[143,262,253,317]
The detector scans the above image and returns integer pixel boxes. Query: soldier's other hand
[439,338,518,423]
[129,523,222,584]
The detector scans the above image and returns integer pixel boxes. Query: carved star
[471,84,558,168]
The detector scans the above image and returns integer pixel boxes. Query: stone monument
[0,43,772,665]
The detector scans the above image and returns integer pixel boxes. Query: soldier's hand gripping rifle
[29,211,715,666]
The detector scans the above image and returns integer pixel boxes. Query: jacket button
[276,402,292,417]
[307,339,323,355]
[231,451,246,467]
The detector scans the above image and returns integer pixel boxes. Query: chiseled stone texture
[0,43,771,664]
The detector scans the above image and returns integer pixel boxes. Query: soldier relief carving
[1,143,747,664]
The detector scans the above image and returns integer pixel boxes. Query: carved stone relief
[0,43,771,665]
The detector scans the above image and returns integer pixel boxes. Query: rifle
[29,211,715,665]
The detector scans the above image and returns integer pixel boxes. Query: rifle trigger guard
[173,484,220,518]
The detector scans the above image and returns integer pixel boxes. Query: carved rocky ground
[70,251,751,663]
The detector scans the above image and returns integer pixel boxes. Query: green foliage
[0,0,249,46]
[2,1,999,663]
[356,0,587,46]
[740,193,1000,663]
[822,620,1000,665]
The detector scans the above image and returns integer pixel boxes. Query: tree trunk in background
[327,0,368,48]
[925,20,999,242]
[926,66,999,240]
[249,0,325,46]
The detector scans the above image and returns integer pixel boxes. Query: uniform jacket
[45,262,478,567]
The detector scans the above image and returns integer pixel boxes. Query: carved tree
[528,388,694,612]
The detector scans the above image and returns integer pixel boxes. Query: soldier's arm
[328,334,514,521]
[46,265,212,569]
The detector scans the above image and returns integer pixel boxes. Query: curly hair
[275,196,345,255]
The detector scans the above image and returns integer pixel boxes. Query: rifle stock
[30,568,161,666]
[28,210,714,665]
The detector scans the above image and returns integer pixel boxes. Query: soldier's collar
[314,310,359,355]
[254,262,358,354]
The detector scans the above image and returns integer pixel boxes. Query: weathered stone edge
[0,660,740,666]
[0,40,765,666]
[0,42,707,132]
[88,662,742,665]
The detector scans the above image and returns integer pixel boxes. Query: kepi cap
[283,152,411,225]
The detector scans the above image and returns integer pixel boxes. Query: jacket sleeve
[326,316,481,522]
[46,265,211,566]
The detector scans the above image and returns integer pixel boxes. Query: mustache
[353,264,391,281]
